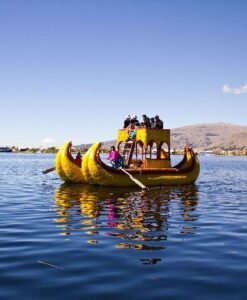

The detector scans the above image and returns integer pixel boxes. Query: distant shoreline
[1,148,246,156]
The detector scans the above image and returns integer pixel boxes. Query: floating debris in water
[37,260,63,270]
[140,258,162,265]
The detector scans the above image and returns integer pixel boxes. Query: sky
[0,0,247,147]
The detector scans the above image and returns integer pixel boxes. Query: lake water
[0,153,247,300]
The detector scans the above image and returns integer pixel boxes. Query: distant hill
[171,122,247,151]
[78,123,247,151]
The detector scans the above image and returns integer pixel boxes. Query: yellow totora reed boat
[55,127,200,187]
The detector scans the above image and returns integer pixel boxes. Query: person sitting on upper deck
[74,152,82,167]
[123,115,131,128]
[154,115,164,129]
[130,115,140,127]
[107,146,123,168]
[126,120,137,141]
[141,114,151,128]
[150,117,155,129]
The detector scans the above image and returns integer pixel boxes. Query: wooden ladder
[122,141,135,167]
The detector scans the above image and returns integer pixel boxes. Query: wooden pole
[120,167,148,190]
[42,167,55,174]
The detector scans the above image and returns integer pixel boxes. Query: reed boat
[55,128,200,187]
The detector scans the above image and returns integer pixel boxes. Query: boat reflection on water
[53,183,199,263]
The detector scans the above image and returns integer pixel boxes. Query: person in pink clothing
[107,146,123,168]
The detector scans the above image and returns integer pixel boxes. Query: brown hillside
[171,122,247,151]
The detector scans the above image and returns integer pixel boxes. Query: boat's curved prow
[55,141,86,183]
[177,147,200,183]
[81,143,100,185]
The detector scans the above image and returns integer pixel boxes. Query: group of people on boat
[74,114,165,169]
[123,114,164,143]
[106,114,165,169]
[123,114,164,130]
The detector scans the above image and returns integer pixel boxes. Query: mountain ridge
[171,122,247,151]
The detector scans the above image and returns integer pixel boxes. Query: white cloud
[222,84,247,95]
[41,138,55,144]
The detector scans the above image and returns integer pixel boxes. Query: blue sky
[0,0,246,147]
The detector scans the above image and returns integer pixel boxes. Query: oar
[42,167,55,174]
[120,167,148,190]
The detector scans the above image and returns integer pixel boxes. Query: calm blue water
[0,153,247,300]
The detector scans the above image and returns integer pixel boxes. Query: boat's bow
[55,141,86,183]
[174,146,200,183]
